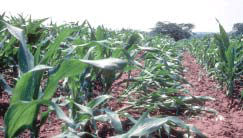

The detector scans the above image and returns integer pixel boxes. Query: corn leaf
[138,46,159,52]
[51,102,75,126]
[216,19,230,50]
[4,22,34,73]
[43,59,86,100]
[113,112,207,138]
[11,72,33,103]
[0,74,12,95]
[41,28,74,64]
[74,102,93,116]
[87,95,111,108]
[11,65,53,104]
[125,32,143,50]
[4,101,39,138]
[104,109,123,133]
[80,58,127,70]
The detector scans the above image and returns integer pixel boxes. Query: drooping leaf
[112,113,207,138]
[3,22,26,45]
[104,109,123,133]
[51,102,75,126]
[4,22,34,73]
[94,114,109,122]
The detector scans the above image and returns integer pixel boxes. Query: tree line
[151,21,243,41]
[151,21,194,41]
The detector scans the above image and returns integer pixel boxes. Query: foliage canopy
[152,21,194,41]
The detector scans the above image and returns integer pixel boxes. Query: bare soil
[182,52,243,138]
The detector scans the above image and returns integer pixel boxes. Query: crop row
[0,14,214,138]
[185,20,243,98]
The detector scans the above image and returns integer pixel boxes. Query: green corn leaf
[74,102,93,116]
[11,65,53,104]
[51,102,75,126]
[166,116,207,138]
[229,48,235,73]
[87,95,111,108]
[41,28,74,64]
[43,59,86,100]
[3,22,26,45]
[34,43,42,65]
[125,32,143,50]
[28,65,53,72]
[84,20,96,41]
[83,46,95,60]
[4,22,34,73]
[94,114,110,122]
[11,72,33,103]
[112,111,148,138]
[0,74,12,95]
[104,109,123,133]
[216,19,230,50]
[113,112,207,138]
[113,111,171,137]
[4,101,39,138]
[96,25,106,41]
[124,113,137,124]
[39,111,49,127]
[163,124,171,136]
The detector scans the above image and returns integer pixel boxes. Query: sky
[1,0,243,32]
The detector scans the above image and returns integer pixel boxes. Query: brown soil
[182,52,243,138]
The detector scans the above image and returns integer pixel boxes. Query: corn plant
[52,58,128,137]
[184,20,243,97]
[213,20,243,96]
[0,21,128,138]
[0,21,83,137]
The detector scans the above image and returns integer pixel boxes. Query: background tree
[232,23,243,36]
[151,21,194,41]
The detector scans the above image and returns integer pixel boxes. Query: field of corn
[0,13,243,138]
